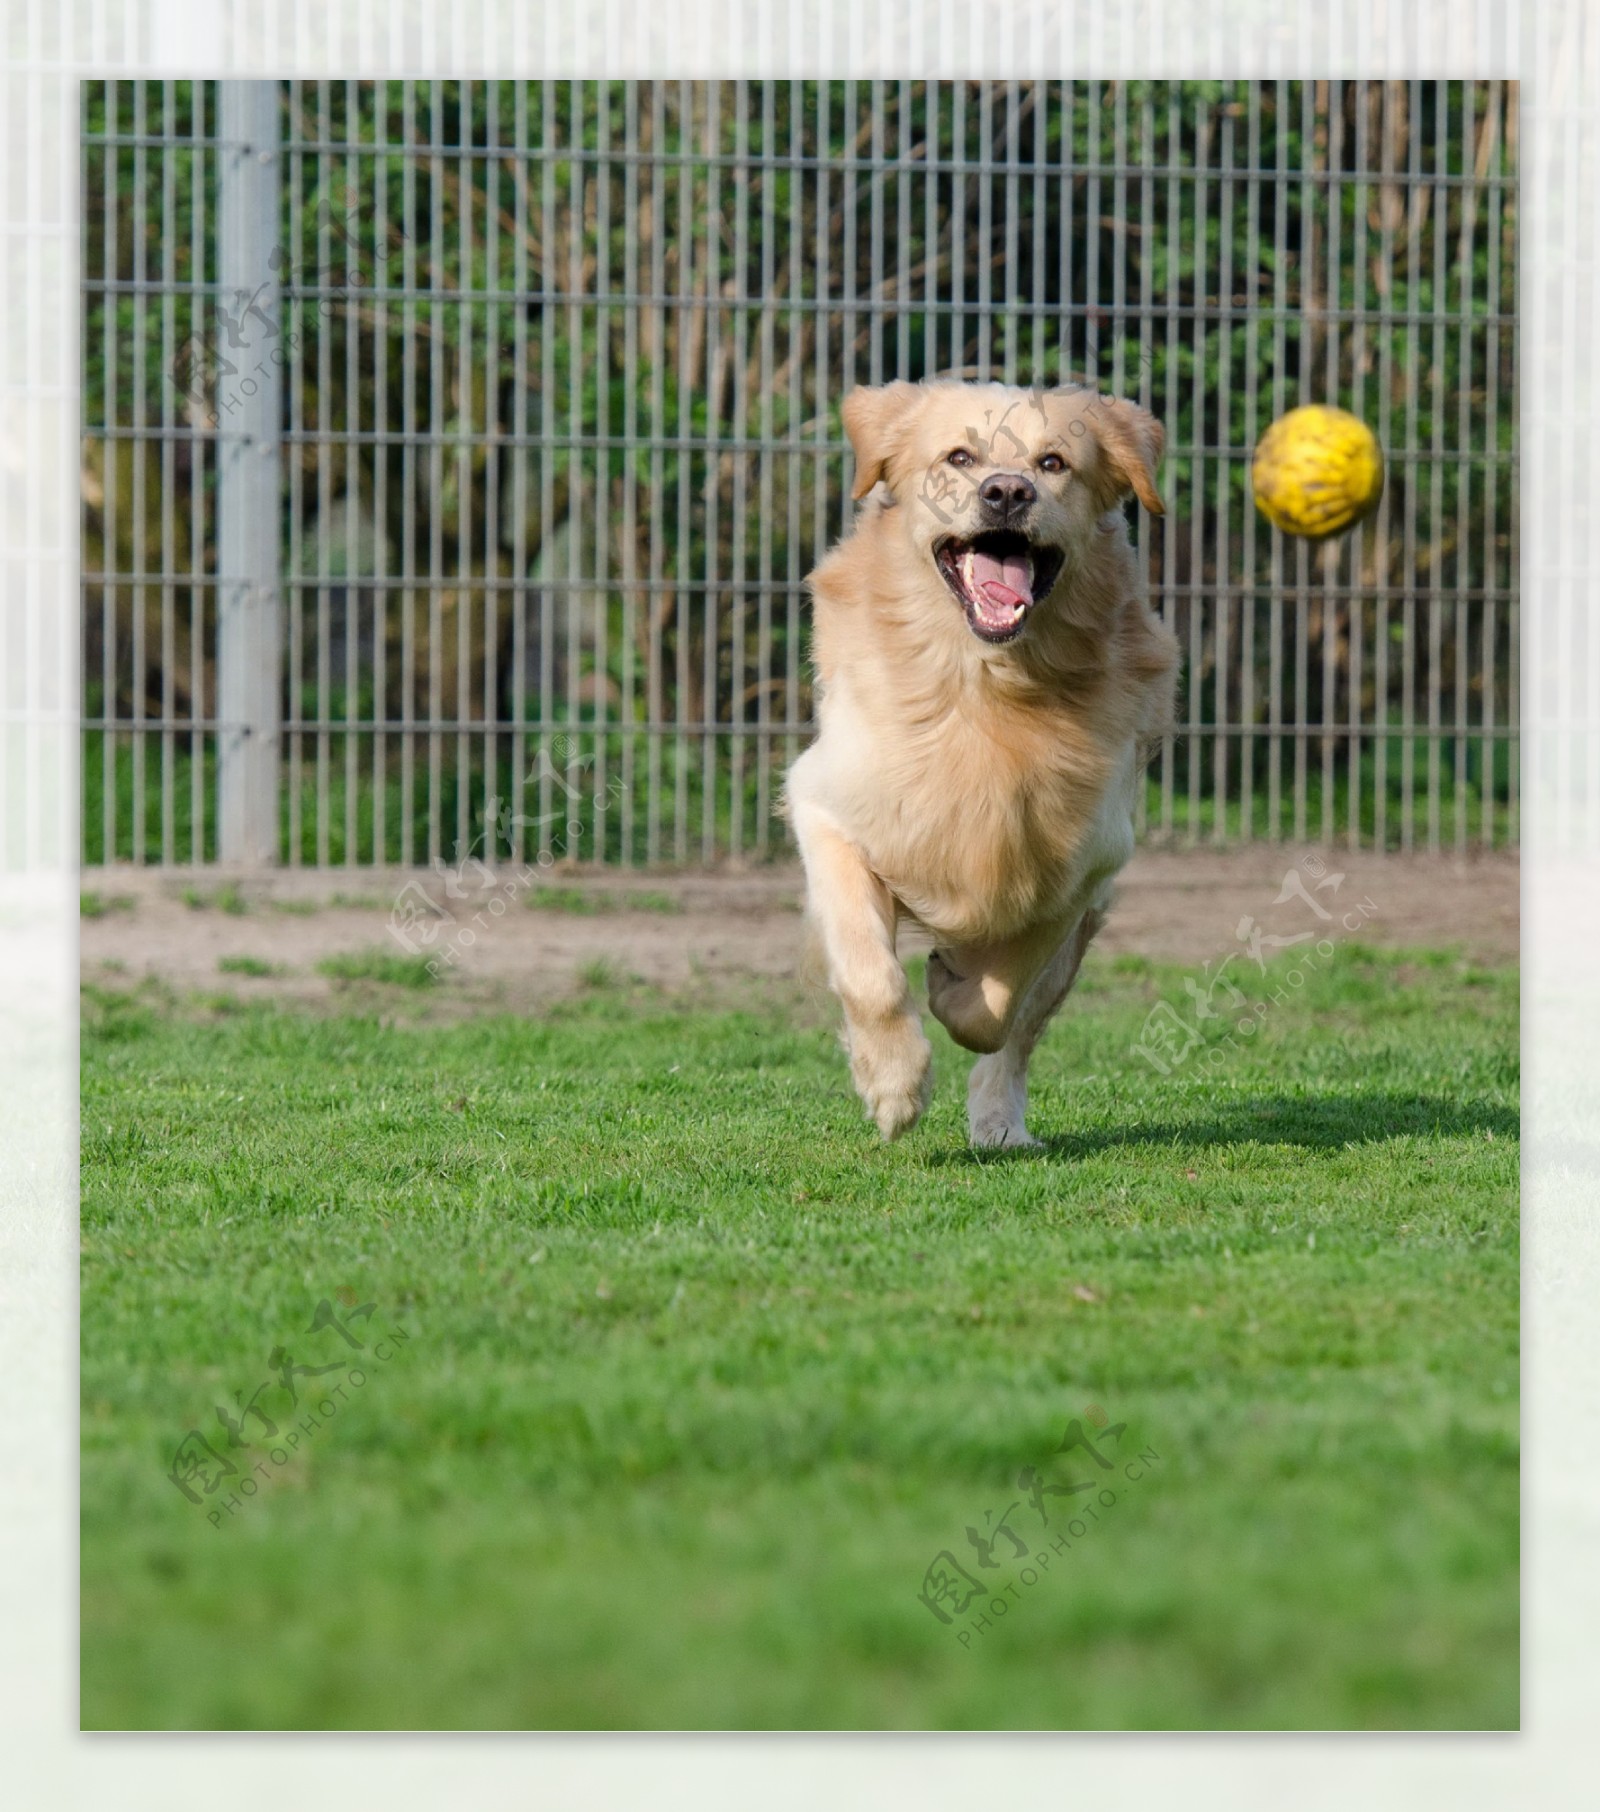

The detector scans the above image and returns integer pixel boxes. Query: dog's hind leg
[966,904,1105,1149]
[789,795,932,1141]
[926,912,1074,1056]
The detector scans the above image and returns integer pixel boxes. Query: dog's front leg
[790,799,932,1140]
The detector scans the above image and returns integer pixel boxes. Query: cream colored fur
[784,381,1179,1144]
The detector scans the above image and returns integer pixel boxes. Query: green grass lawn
[79,943,1518,1730]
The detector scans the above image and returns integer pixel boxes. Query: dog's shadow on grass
[927,1088,1520,1167]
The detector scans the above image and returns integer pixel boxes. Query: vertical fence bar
[457,76,476,865]
[926,79,941,381]
[539,79,558,856]
[571,83,589,845]
[1061,79,1076,381]
[590,79,612,865]
[1000,82,1014,389]
[344,77,362,867]
[976,80,994,378]
[318,83,338,864]
[484,83,502,869]
[312,79,334,866]
[1085,82,1101,382]
[1505,79,1520,847]
[754,80,777,859]
[729,79,751,862]
[1482,80,1505,850]
[1455,82,1475,857]
[839,73,859,476]
[400,79,418,869]
[1427,84,1448,852]
[372,81,390,865]
[1186,95,1207,840]
[99,81,118,865]
[1322,80,1342,847]
[217,80,283,865]
[900,78,915,385]
[812,71,831,746]
[80,81,94,865]
[1373,82,1398,852]
[1109,82,1126,400]
[131,82,147,864]
[646,80,668,866]
[189,83,210,862]
[1349,79,1369,851]
[285,84,305,866]
[427,79,446,867]
[621,81,642,865]
[673,81,693,864]
[786,78,810,811]
[869,81,886,387]
[511,81,531,867]
[1292,81,1313,845]
[700,80,722,865]
[1240,83,1262,844]
[1152,87,1176,839]
[310,80,332,866]
[1400,79,1422,852]
[950,81,965,371]
[1134,84,1157,842]
[1214,99,1234,843]
[158,82,177,866]
[1268,79,1289,842]
[1030,81,1046,389]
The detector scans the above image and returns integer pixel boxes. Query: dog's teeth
[962,549,976,596]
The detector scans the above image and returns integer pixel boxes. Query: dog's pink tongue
[971,547,1031,611]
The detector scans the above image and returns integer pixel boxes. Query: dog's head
[840,381,1164,646]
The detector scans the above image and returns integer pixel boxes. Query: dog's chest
[871,704,1135,937]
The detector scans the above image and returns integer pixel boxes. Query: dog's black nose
[979,472,1037,517]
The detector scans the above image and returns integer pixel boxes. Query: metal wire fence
[82,78,1518,867]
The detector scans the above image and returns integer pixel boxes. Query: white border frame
[5,5,1594,1805]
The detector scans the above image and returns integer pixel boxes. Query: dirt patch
[1093,844,1518,967]
[79,845,1518,1018]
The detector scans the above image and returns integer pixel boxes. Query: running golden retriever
[784,381,1179,1145]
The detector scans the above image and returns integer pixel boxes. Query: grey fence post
[216,82,283,865]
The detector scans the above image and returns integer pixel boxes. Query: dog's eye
[946,448,974,468]
[1039,453,1067,475]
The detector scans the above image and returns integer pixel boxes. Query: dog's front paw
[850,1016,933,1140]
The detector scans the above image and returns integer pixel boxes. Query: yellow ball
[1251,404,1384,540]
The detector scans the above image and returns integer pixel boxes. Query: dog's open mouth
[934,532,1066,644]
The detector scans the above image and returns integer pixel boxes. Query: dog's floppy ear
[841,382,922,500]
[1091,397,1166,516]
